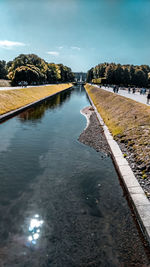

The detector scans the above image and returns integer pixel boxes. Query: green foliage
[142,174,147,179]
[46,63,61,83]
[9,65,46,86]
[87,62,150,87]
[86,68,94,82]
[58,64,75,82]
[6,54,74,86]
[0,60,8,79]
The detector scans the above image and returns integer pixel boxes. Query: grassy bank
[0,83,72,115]
[85,84,150,172]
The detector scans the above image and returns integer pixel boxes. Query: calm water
[0,85,150,266]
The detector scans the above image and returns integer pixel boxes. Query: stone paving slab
[131,193,150,206]
[107,140,124,156]
[128,186,145,194]
[122,174,143,188]
[135,205,150,227]
[113,156,129,166]
[86,91,150,246]
[118,165,136,177]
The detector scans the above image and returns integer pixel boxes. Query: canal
[0,85,150,266]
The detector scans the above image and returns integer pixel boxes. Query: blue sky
[0,0,150,72]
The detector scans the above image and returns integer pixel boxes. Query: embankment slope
[85,84,150,194]
[0,83,72,115]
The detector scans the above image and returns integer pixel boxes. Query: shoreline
[84,89,150,246]
[80,106,91,130]
[79,106,110,156]
[84,84,150,198]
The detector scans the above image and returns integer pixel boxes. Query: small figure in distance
[113,85,116,93]
[128,87,131,93]
[116,86,119,93]
[147,90,150,104]
[132,87,135,94]
[140,88,143,95]
[143,88,146,95]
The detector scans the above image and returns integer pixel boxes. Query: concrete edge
[86,91,150,245]
[0,85,73,123]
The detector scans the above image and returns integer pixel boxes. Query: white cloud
[0,40,26,49]
[58,46,63,50]
[47,51,59,56]
[71,46,81,51]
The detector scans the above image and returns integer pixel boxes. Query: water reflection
[19,88,73,122]
[27,214,44,246]
[74,85,87,95]
[0,120,18,153]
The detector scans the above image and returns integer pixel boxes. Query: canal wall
[0,83,73,123]
[84,83,150,245]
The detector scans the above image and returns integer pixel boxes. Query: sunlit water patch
[27,214,44,246]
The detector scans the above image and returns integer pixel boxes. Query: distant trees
[58,64,75,83]
[87,63,150,87]
[5,54,74,86]
[46,63,61,83]
[9,65,46,86]
[0,60,8,79]
[86,68,94,82]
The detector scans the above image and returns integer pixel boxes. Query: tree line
[0,54,74,86]
[87,63,150,87]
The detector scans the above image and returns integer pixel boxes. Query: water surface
[0,86,150,266]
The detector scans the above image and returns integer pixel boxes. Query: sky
[0,0,150,72]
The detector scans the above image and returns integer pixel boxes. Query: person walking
[116,86,119,93]
[147,90,150,104]
[143,88,146,95]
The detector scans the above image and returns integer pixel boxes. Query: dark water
[0,85,150,266]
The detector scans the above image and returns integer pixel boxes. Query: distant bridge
[73,72,87,84]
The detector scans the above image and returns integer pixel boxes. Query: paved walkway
[0,84,55,91]
[94,85,150,106]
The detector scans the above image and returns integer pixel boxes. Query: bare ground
[78,106,110,156]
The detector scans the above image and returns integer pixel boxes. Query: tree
[46,64,61,83]
[128,65,135,85]
[0,60,7,79]
[87,62,150,87]
[58,64,74,82]
[8,65,45,86]
[123,67,130,86]
[105,65,114,84]
[6,54,74,85]
[134,69,148,87]
[86,68,94,82]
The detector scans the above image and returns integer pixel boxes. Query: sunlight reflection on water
[27,214,44,246]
